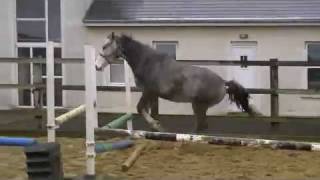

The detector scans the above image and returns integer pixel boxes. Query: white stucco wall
[0,0,17,109]
[61,0,93,107]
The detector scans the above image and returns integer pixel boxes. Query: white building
[1,0,320,116]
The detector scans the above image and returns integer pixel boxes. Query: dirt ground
[1,137,320,180]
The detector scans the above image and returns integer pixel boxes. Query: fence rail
[1,57,320,66]
[0,57,83,64]
[179,60,320,66]
[61,85,320,95]
[0,84,45,89]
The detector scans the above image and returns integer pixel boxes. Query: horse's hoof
[154,127,166,132]
[150,128,158,132]
[151,125,166,132]
[150,121,166,132]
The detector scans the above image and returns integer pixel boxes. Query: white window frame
[104,62,126,87]
[16,18,46,21]
[152,41,178,59]
[305,42,320,90]
[15,0,63,107]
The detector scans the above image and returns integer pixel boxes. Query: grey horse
[95,32,257,132]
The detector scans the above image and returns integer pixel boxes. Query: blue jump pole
[95,139,134,153]
[0,137,37,147]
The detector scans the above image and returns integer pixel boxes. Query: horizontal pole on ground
[55,105,86,125]
[95,128,320,152]
[101,113,133,129]
[121,143,147,172]
[0,137,37,147]
[95,140,134,153]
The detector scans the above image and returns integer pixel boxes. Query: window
[307,43,320,89]
[110,63,125,84]
[17,46,62,106]
[16,0,62,107]
[240,55,248,61]
[153,41,177,60]
[16,0,61,42]
[107,61,125,85]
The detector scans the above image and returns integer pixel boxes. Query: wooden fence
[0,57,320,122]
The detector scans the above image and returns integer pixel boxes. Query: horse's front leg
[137,93,165,132]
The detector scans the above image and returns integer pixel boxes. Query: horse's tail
[225,80,254,115]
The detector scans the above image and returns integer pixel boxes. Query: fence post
[124,61,133,130]
[46,41,55,142]
[84,45,97,176]
[269,58,279,126]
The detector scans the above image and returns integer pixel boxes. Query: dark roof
[83,0,320,25]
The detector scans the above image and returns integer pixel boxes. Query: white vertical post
[44,0,48,41]
[84,45,97,176]
[46,41,55,142]
[124,60,133,130]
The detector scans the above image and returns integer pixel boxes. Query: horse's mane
[119,34,169,59]
[119,34,150,51]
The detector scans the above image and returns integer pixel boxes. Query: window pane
[54,48,62,76]
[155,43,176,59]
[18,48,30,58]
[55,78,63,106]
[308,68,320,89]
[110,64,124,83]
[17,0,45,18]
[33,63,43,83]
[33,48,46,58]
[54,48,62,58]
[42,78,62,106]
[17,48,31,106]
[17,21,46,42]
[41,63,62,76]
[48,0,61,42]
[19,89,32,106]
[17,48,31,85]
[308,44,320,61]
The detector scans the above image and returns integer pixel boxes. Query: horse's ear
[107,32,115,39]
[111,32,115,39]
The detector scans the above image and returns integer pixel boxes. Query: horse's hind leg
[192,102,209,132]
[137,93,165,132]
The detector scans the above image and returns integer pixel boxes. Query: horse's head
[95,32,123,71]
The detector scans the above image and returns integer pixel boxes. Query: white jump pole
[46,41,55,143]
[55,104,86,125]
[124,60,133,131]
[84,45,98,176]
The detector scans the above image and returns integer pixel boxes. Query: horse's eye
[103,43,109,50]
